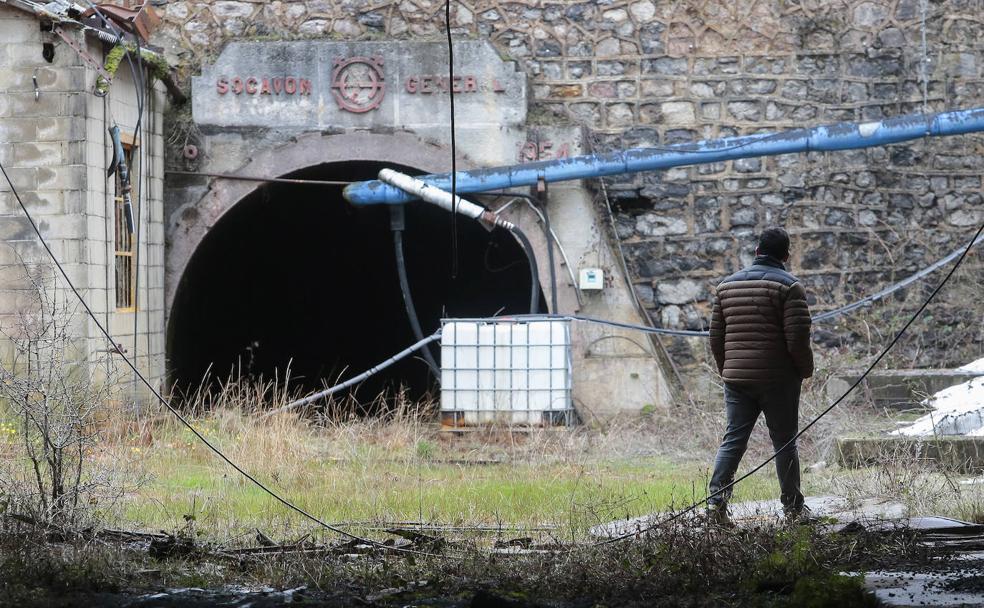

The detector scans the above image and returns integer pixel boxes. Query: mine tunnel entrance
[167,161,546,408]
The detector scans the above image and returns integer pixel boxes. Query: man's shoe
[783,503,817,524]
[706,502,734,528]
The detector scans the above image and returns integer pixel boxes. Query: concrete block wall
[0,4,90,366]
[0,4,165,390]
[82,36,167,393]
[151,0,984,374]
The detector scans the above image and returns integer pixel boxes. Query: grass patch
[118,418,780,539]
[0,382,966,606]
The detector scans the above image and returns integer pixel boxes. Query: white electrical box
[579,268,604,290]
[440,317,574,427]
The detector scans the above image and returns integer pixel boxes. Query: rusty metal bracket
[52,25,114,84]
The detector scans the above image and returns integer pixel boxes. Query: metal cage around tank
[440,316,575,427]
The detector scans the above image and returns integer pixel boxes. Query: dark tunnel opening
[167,161,546,409]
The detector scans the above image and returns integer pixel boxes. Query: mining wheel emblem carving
[331,56,385,113]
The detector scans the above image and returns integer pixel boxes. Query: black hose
[391,208,441,380]
[539,195,559,313]
[506,225,540,314]
[130,37,146,410]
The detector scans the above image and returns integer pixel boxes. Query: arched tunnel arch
[167,161,546,405]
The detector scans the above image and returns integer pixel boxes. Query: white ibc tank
[440,317,574,427]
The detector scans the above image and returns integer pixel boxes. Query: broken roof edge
[1,0,162,50]
[1,0,74,20]
[0,0,186,103]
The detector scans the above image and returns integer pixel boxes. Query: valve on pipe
[377,169,513,231]
[376,169,540,315]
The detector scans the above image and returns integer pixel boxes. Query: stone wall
[152,0,984,371]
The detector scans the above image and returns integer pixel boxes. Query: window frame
[113,136,138,312]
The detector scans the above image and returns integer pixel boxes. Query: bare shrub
[0,265,130,527]
[817,438,966,516]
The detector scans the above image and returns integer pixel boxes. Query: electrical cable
[129,32,146,408]
[0,159,450,559]
[591,219,984,544]
[811,232,983,322]
[445,0,458,277]
[165,170,352,186]
[596,177,690,403]
[391,207,441,380]
[489,195,583,308]
[528,136,559,312]
[79,0,148,406]
[131,26,147,408]
[266,332,443,417]
[538,187,559,313]
[555,232,984,338]
[572,315,711,337]
[506,225,540,315]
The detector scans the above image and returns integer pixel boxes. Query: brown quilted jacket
[709,255,814,383]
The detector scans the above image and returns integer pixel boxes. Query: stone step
[836,436,984,473]
[828,369,984,410]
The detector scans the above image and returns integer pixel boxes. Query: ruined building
[0,1,169,390]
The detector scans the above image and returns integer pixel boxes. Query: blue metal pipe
[343,107,984,206]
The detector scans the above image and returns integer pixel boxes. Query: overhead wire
[165,170,352,186]
[445,0,459,277]
[79,0,148,407]
[0,159,451,559]
[130,22,147,408]
[553,233,982,338]
[15,2,980,556]
[488,194,584,308]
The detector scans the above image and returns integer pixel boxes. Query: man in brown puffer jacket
[706,227,813,524]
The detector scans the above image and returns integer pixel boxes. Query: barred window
[114,143,136,311]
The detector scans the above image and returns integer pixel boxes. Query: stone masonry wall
[152,0,984,371]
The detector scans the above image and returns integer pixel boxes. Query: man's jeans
[707,381,804,511]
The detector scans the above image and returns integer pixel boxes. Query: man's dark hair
[758,227,790,259]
